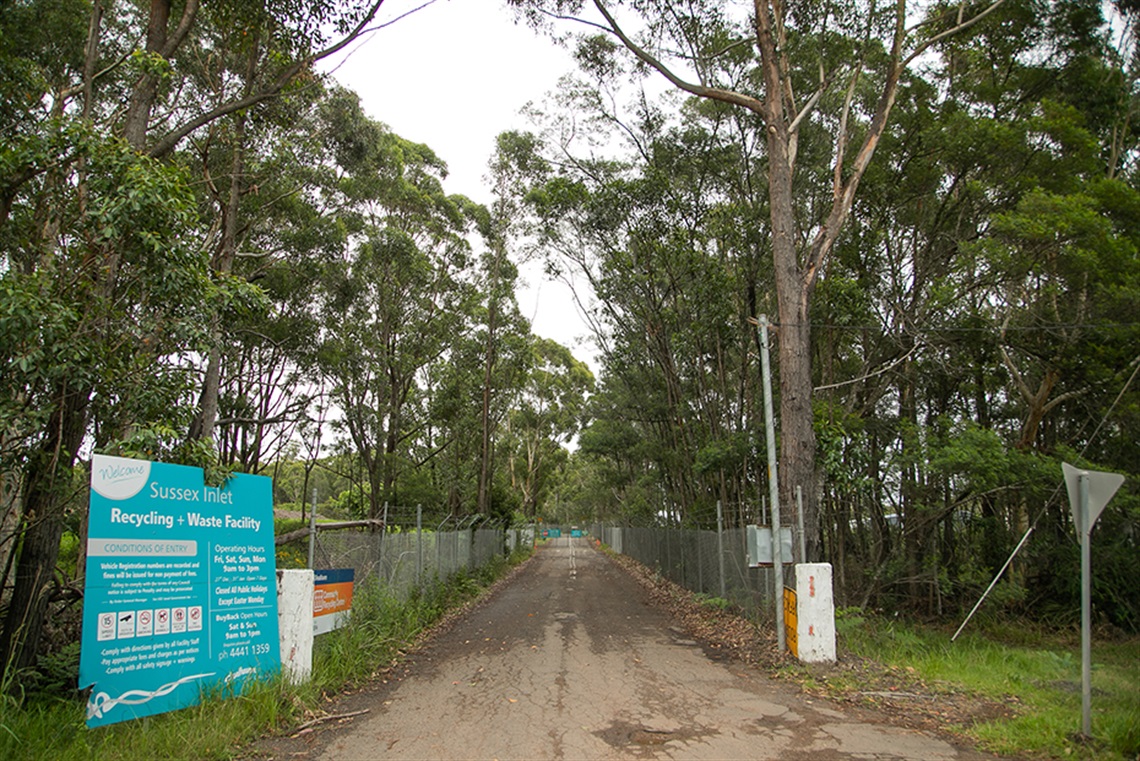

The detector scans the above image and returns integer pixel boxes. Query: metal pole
[1079,473,1092,737]
[416,504,423,590]
[952,526,1035,642]
[716,500,726,599]
[696,522,704,593]
[307,486,317,569]
[758,315,784,653]
[796,485,806,564]
[378,501,389,587]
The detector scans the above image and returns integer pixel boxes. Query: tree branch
[148,0,388,158]
[903,0,1009,67]
[162,0,200,58]
[590,0,765,117]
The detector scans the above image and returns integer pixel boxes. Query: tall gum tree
[510,0,1007,557]
[0,0,389,683]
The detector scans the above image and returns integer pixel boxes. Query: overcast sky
[321,1,600,366]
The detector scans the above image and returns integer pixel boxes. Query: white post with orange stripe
[794,563,836,663]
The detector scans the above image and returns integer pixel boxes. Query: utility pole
[758,315,784,653]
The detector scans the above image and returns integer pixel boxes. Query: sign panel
[313,569,354,636]
[1062,462,1125,535]
[79,455,279,727]
[783,586,798,658]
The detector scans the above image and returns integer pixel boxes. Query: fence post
[307,487,317,569]
[437,516,448,579]
[378,501,389,588]
[696,523,703,593]
[716,500,726,599]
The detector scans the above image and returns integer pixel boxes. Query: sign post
[1061,462,1124,738]
[79,455,279,727]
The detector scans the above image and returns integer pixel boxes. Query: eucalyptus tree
[503,337,595,517]
[0,0,389,681]
[478,135,525,514]
[316,92,482,520]
[808,0,1140,612]
[525,77,826,527]
[511,0,1008,558]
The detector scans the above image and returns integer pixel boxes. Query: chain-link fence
[592,517,779,622]
[299,506,535,601]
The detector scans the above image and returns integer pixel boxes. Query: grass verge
[818,612,1140,760]
[0,547,533,761]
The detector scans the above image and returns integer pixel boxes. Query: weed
[693,593,732,611]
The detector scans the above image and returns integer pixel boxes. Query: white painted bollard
[276,569,314,684]
[795,563,836,663]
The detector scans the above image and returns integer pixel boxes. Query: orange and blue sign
[313,569,354,635]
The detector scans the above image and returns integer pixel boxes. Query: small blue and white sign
[79,454,279,727]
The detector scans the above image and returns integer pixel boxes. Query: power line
[793,322,1140,333]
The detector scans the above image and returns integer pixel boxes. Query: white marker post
[794,563,836,663]
[1061,462,1124,738]
[276,569,314,684]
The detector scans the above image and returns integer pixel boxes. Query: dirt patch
[594,718,715,754]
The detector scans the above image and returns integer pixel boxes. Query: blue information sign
[79,455,280,727]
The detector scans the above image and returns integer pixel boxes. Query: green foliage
[838,615,1140,760]
[693,593,732,611]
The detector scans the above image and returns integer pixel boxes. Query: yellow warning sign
[783,586,798,658]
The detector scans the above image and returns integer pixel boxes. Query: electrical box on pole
[746,525,794,567]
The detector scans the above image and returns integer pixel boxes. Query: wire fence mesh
[298,505,536,601]
[592,521,778,622]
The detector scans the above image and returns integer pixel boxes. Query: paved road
[267,539,995,760]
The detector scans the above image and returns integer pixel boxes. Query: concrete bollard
[276,569,314,684]
[795,563,836,663]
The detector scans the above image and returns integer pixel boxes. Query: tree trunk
[122,0,171,150]
[478,238,504,515]
[188,40,255,444]
[0,381,89,685]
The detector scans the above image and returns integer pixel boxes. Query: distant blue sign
[79,455,279,727]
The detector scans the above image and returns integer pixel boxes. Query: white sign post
[1061,462,1124,738]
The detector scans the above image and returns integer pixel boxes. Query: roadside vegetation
[0,548,533,761]
[826,613,1140,761]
